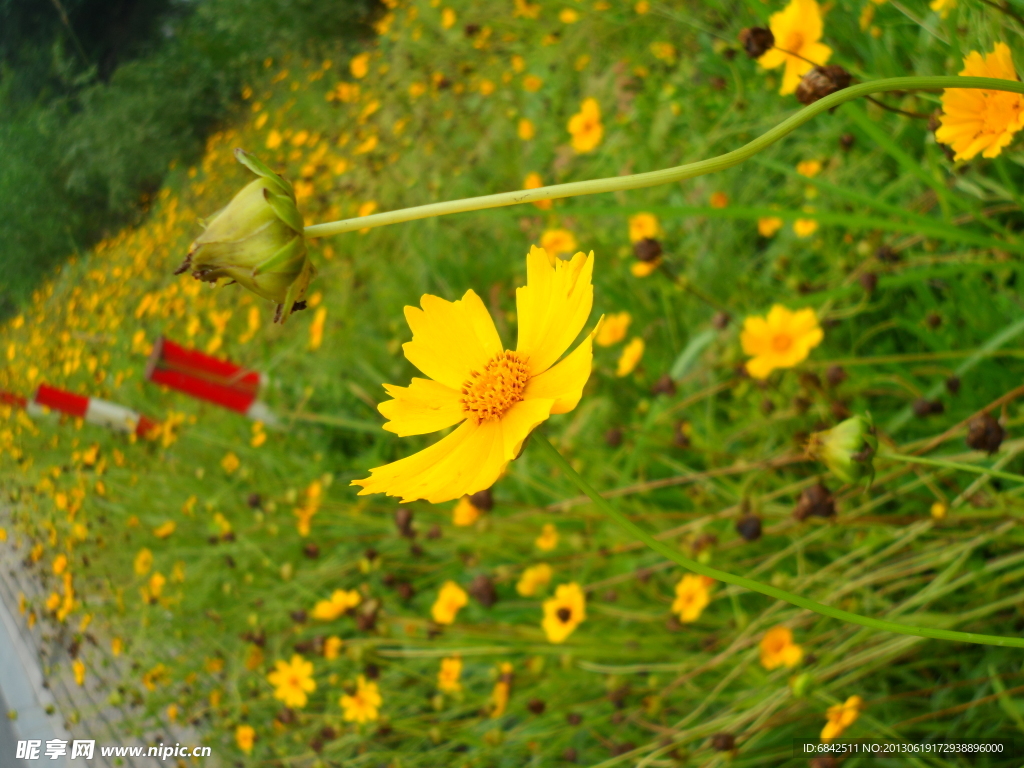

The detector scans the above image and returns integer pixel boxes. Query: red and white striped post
[144,337,277,424]
[5,384,160,437]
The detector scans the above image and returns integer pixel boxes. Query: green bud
[789,671,814,698]
[806,414,877,485]
[175,149,315,323]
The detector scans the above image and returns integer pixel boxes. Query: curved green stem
[305,76,1024,239]
[533,433,1024,649]
[883,451,1024,484]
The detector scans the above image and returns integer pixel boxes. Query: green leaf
[669,328,716,381]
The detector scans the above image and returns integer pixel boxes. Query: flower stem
[304,76,1024,239]
[533,432,1024,649]
[882,451,1024,484]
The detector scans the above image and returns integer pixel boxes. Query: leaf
[669,328,716,381]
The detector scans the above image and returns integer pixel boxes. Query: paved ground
[0,685,24,768]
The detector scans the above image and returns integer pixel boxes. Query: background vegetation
[3,0,1024,766]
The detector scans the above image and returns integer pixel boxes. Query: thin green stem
[883,452,1024,484]
[304,76,1024,239]
[533,432,1024,649]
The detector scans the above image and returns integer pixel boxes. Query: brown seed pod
[793,482,835,521]
[469,488,494,511]
[736,514,762,542]
[795,65,852,105]
[738,27,775,58]
[469,574,498,608]
[710,733,736,752]
[966,413,1005,454]
[633,237,663,262]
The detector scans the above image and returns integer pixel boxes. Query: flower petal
[378,378,465,436]
[403,289,503,389]
[524,323,596,414]
[500,397,556,460]
[516,247,594,377]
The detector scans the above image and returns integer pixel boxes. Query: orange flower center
[461,351,530,423]
[771,333,793,353]
[782,31,805,56]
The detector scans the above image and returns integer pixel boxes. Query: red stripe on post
[35,384,90,418]
[145,337,261,413]
[0,391,27,409]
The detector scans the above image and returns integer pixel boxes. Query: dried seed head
[966,413,1005,454]
[859,272,878,294]
[527,699,546,714]
[302,543,320,559]
[713,311,731,329]
[633,237,663,262]
[839,133,855,151]
[913,399,944,418]
[469,488,494,511]
[738,27,774,58]
[394,507,415,538]
[794,482,835,521]
[469,574,498,608]
[826,365,847,388]
[795,65,852,105]
[736,514,762,542]
[605,427,624,447]
[946,376,961,395]
[710,733,736,752]
[651,374,677,396]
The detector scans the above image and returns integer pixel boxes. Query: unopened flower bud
[806,415,877,485]
[966,413,1005,454]
[175,149,315,323]
[738,27,774,59]
[795,65,852,105]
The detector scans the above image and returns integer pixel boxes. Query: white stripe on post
[83,399,142,433]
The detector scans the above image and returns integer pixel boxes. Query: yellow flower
[821,695,863,740]
[542,583,586,643]
[0,527,6,542]
[616,337,645,377]
[559,8,579,23]
[930,501,947,519]
[134,548,153,576]
[437,656,463,692]
[245,645,264,671]
[267,655,316,709]
[631,260,660,277]
[936,43,1024,161]
[535,523,559,551]
[709,191,729,208]
[758,216,784,237]
[628,213,660,243]
[350,53,370,79]
[568,98,604,153]
[759,625,804,670]
[352,248,597,503]
[112,637,124,657]
[516,563,553,596]
[52,554,68,575]
[73,659,85,686]
[635,0,650,12]
[522,172,553,210]
[757,0,833,95]
[148,572,166,599]
[796,159,822,177]
[540,229,577,257]
[793,217,819,237]
[672,574,713,622]
[153,521,176,539]
[221,452,240,474]
[311,589,361,621]
[930,0,956,18]
[523,74,544,92]
[596,311,631,347]
[491,663,513,717]
[432,580,469,624]
[650,41,677,63]
[341,675,382,723]
[518,117,536,140]
[740,305,823,379]
[236,725,255,754]
[324,636,343,660]
[309,306,327,351]
[453,496,482,526]
[441,7,456,28]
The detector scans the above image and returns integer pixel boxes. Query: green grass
[4,0,1024,765]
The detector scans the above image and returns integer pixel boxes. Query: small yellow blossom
[741,305,823,379]
[441,7,456,28]
[518,117,536,140]
[523,74,544,92]
[523,172,553,209]
[134,548,153,576]
[760,625,804,670]
[568,98,603,153]
[268,655,316,709]
[341,675,382,723]
[153,521,176,539]
[491,662,513,717]
[312,589,361,621]
[631,260,660,277]
[73,659,85,686]
[635,0,650,12]
[517,563,553,596]
[931,501,948,520]
[453,496,482,526]
[794,216,819,237]
[52,554,68,575]
[757,0,833,95]
[596,312,631,347]
[221,452,240,474]
[309,306,327,351]
[432,581,469,624]
[758,216,784,237]
[628,213,660,243]
[797,159,822,177]
[540,229,577,257]
[112,638,124,657]
[541,583,586,643]
[672,574,713,622]
[535,523,559,551]
[709,191,729,209]
[324,636,344,660]
[616,337,645,377]
[650,42,677,63]
[236,725,255,754]
[559,8,579,23]
[437,657,463,693]
[930,0,956,18]
[350,53,370,79]
[821,695,863,740]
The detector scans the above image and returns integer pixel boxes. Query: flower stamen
[460,351,530,423]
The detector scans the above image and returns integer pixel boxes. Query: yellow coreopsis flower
[341,675,382,723]
[672,574,713,622]
[453,496,482,526]
[311,589,361,621]
[757,0,833,95]
[930,0,956,18]
[352,248,597,504]
[153,521,176,539]
[518,117,536,140]
[936,43,1024,161]
[595,311,631,347]
[740,305,823,379]
[52,554,67,575]
[796,159,822,177]
[432,580,469,624]
[540,229,577,257]
[535,523,559,551]
[616,337,645,377]
[134,548,153,576]
[268,655,316,709]
[821,695,862,740]
[758,216,784,237]
[628,213,660,243]
[568,98,604,153]
[236,724,256,754]
[516,563,553,596]
[759,625,804,670]
[437,656,463,693]
[523,172,553,210]
[542,583,586,643]
[350,53,370,79]
[73,659,86,686]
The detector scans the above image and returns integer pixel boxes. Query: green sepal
[235,148,292,196]
[252,236,305,277]
[263,189,305,233]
